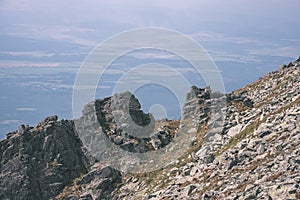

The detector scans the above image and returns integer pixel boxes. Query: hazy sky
[0,0,299,61]
[0,0,300,136]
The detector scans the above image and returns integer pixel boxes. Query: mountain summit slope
[110,58,299,200]
[0,58,299,200]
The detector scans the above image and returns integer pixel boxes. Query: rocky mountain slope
[0,58,299,200]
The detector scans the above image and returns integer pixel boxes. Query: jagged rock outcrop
[57,163,122,200]
[0,57,299,200]
[0,117,95,200]
[76,92,178,154]
[112,58,300,199]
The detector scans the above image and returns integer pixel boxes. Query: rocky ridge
[0,117,94,199]
[115,58,300,199]
[0,58,299,199]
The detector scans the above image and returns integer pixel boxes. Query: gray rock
[0,117,94,200]
[183,184,196,196]
[63,165,121,200]
[1,58,300,200]
[225,157,239,170]
[257,143,266,155]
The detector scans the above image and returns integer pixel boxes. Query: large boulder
[0,116,94,200]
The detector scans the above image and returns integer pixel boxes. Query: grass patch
[216,95,300,157]
[265,171,283,182]
[214,120,260,157]
[56,175,84,199]
[254,81,286,108]
[49,161,59,168]
[122,122,208,196]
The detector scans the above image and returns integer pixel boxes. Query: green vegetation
[215,120,260,157]
[122,122,208,195]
